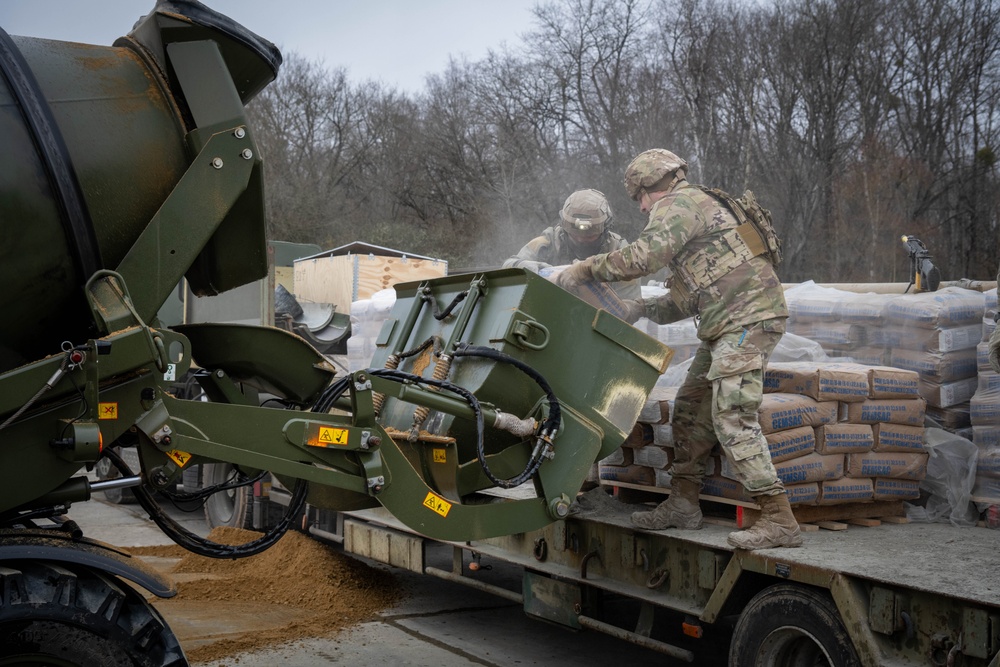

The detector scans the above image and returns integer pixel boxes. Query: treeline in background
[247,0,1000,283]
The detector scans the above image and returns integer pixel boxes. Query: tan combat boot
[631,478,703,530]
[727,492,802,549]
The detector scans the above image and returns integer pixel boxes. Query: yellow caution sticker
[317,426,349,446]
[98,402,118,420]
[423,491,452,518]
[165,449,192,467]
[432,448,447,463]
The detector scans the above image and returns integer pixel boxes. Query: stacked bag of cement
[600,321,834,493]
[600,361,931,512]
[881,288,984,413]
[785,283,986,430]
[759,362,928,506]
[598,387,677,487]
[784,283,884,360]
[971,288,1000,502]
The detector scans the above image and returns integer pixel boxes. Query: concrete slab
[192,623,487,667]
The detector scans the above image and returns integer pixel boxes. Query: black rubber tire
[0,560,186,666]
[201,462,255,530]
[729,583,862,667]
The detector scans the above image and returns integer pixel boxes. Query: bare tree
[245,0,1000,280]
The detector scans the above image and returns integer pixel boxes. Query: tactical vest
[669,186,782,309]
[702,187,783,266]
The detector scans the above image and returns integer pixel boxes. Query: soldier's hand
[621,299,646,324]
[550,259,594,292]
[989,321,1000,374]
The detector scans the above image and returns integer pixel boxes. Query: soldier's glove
[550,258,595,292]
[621,299,646,324]
[989,319,1000,374]
[512,260,551,274]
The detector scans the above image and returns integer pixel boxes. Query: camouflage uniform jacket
[589,180,787,340]
[503,226,641,300]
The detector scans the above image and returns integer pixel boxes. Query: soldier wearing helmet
[552,149,798,551]
[502,189,640,300]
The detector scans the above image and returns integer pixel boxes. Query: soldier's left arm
[589,195,697,283]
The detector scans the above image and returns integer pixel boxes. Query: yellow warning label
[98,403,118,420]
[432,448,447,463]
[423,491,452,518]
[317,426,349,446]
[165,449,192,467]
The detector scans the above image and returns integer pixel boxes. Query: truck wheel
[202,462,254,530]
[729,583,861,667]
[0,560,185,666]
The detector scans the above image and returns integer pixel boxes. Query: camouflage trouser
[671,319,785,497]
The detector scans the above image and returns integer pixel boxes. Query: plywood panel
[293,254,447,313]
[354,255,447,301]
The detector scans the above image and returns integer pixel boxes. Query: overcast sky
[0,0,541,93]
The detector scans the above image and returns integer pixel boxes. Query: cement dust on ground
[130,527,401,663]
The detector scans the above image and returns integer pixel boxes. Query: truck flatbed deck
[340,490,1000,666]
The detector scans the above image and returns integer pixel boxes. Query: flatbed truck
[320,490,1000,667]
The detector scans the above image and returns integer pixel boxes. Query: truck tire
[0,560,186,666]
[729,583,861,667]
[202,462,255,530]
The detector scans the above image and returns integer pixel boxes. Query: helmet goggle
[561,217,605,240]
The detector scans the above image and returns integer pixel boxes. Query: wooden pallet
[972,495,1000,529]
[604,481,907,531]
[740,501,906,531]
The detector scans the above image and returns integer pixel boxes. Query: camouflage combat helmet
[623,149,688,200]
[560,189,612,238]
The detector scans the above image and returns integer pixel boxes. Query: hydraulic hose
[427,290,469,320]
[372,343,562,489]
[451,343,561,436]
[103,447,308,559]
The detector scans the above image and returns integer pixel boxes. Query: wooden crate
[293,243,447,313]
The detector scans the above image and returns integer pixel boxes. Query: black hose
[396,336,437,360]
[160,467,268,505]
[311,376,353,414]
[371,346,561,489]
[424,290,469,320]
[452,343,561,435]
[103,448,307,559]
[451,344,562,487]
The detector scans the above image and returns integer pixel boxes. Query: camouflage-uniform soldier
[552,149,801,550]
[503,189,640,301]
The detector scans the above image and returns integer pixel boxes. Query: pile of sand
[131,527,401,662]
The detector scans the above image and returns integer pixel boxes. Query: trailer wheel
[729,583,861,667]
[202,462,255,530]
[0,560,185,666]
